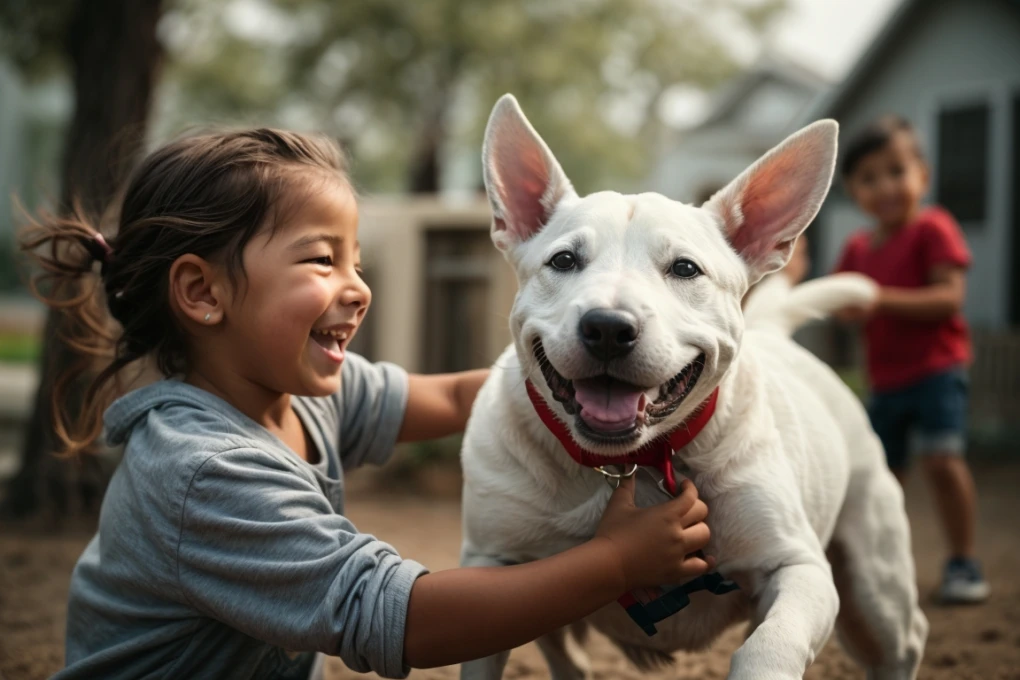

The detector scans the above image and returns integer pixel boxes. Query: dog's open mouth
[534,340,705,440]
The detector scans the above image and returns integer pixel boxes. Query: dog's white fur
[459,94,928,680]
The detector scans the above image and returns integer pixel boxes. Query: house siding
[814,0,1020,329]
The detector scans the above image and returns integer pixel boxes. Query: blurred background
[1,1,1019,678]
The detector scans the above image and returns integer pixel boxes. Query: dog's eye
[549,251,577,271]
[670,259,701,279]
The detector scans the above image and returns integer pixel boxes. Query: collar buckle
[593,463,638,488]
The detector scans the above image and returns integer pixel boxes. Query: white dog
[458,94,928,680]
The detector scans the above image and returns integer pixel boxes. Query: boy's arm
[831,238,873,323]
[875,265,966,321]
[398,369,490,442]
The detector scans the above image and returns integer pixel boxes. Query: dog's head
[483,94,837,456]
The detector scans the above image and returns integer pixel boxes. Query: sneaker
[939,557,990,604]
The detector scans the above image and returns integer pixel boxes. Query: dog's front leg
[728,561,838,680]
[715,480,839,680]
[458,545,516,680]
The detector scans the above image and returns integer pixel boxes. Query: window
[936,103,990,223]
[423,229,494,373]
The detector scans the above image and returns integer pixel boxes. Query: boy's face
[846,132,929,228]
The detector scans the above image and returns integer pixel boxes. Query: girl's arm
[403,478,712,668]
[398,369,490,442]
[176,448,710,674]
[876,265,966,321]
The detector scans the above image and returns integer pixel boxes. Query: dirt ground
[1,461,1019,680]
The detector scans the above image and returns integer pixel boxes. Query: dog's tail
[744,272,877,336]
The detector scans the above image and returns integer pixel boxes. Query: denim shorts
[867,367,968,470]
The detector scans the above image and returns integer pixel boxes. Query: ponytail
[18,205,129,457]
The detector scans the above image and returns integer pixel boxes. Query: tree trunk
[2,0,163,519]
[407,89,451,194]
[407,115,443,194]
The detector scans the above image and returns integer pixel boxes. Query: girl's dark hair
[19,128,350,457]
[840,114,924,178]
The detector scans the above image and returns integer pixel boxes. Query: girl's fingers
[677,556,710,578]
[668,479,698,515]
[682,522,711,552]
[681,498,709,527]
[606,474,637,508]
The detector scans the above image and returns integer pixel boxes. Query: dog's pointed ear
[483,94,576,251]
[703,119,838,284]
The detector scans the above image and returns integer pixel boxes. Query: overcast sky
[658,0,904,129]
[772,0,903,80]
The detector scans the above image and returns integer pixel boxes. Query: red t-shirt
[835,205,971,391]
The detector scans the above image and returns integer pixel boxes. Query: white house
[804,0,1020,331]
[649,55,828,205]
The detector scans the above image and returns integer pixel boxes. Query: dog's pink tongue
[573,378,644,432]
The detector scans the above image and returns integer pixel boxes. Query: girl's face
[225,178,369,397]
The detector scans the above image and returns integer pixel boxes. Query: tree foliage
[0,0,77,77]
[163,0,786,192]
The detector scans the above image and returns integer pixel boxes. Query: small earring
[204,313,212,322]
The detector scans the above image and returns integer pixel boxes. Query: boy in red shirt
[834,115,989,604]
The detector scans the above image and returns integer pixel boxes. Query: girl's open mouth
[309,327,350,364]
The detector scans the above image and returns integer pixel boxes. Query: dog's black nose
[578,308,640,360]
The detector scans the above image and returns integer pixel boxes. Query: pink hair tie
[82,232,114,273]
[93,233,113,261]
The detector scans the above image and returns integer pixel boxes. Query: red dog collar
[524,380,719,494]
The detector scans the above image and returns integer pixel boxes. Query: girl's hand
[594,476,712,590]
[403,474,710,668]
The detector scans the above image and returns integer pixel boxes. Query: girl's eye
[549,251,577,271]
[306,256,333,267]
[670,258,702,279]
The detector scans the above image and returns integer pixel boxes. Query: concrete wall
[814,0,1020,329]
[357,198,515,373]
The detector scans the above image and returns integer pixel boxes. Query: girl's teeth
[314,329,349,340]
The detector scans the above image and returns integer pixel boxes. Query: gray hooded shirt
[56,353,427,680]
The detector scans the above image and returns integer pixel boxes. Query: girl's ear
[169,254,225,326]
